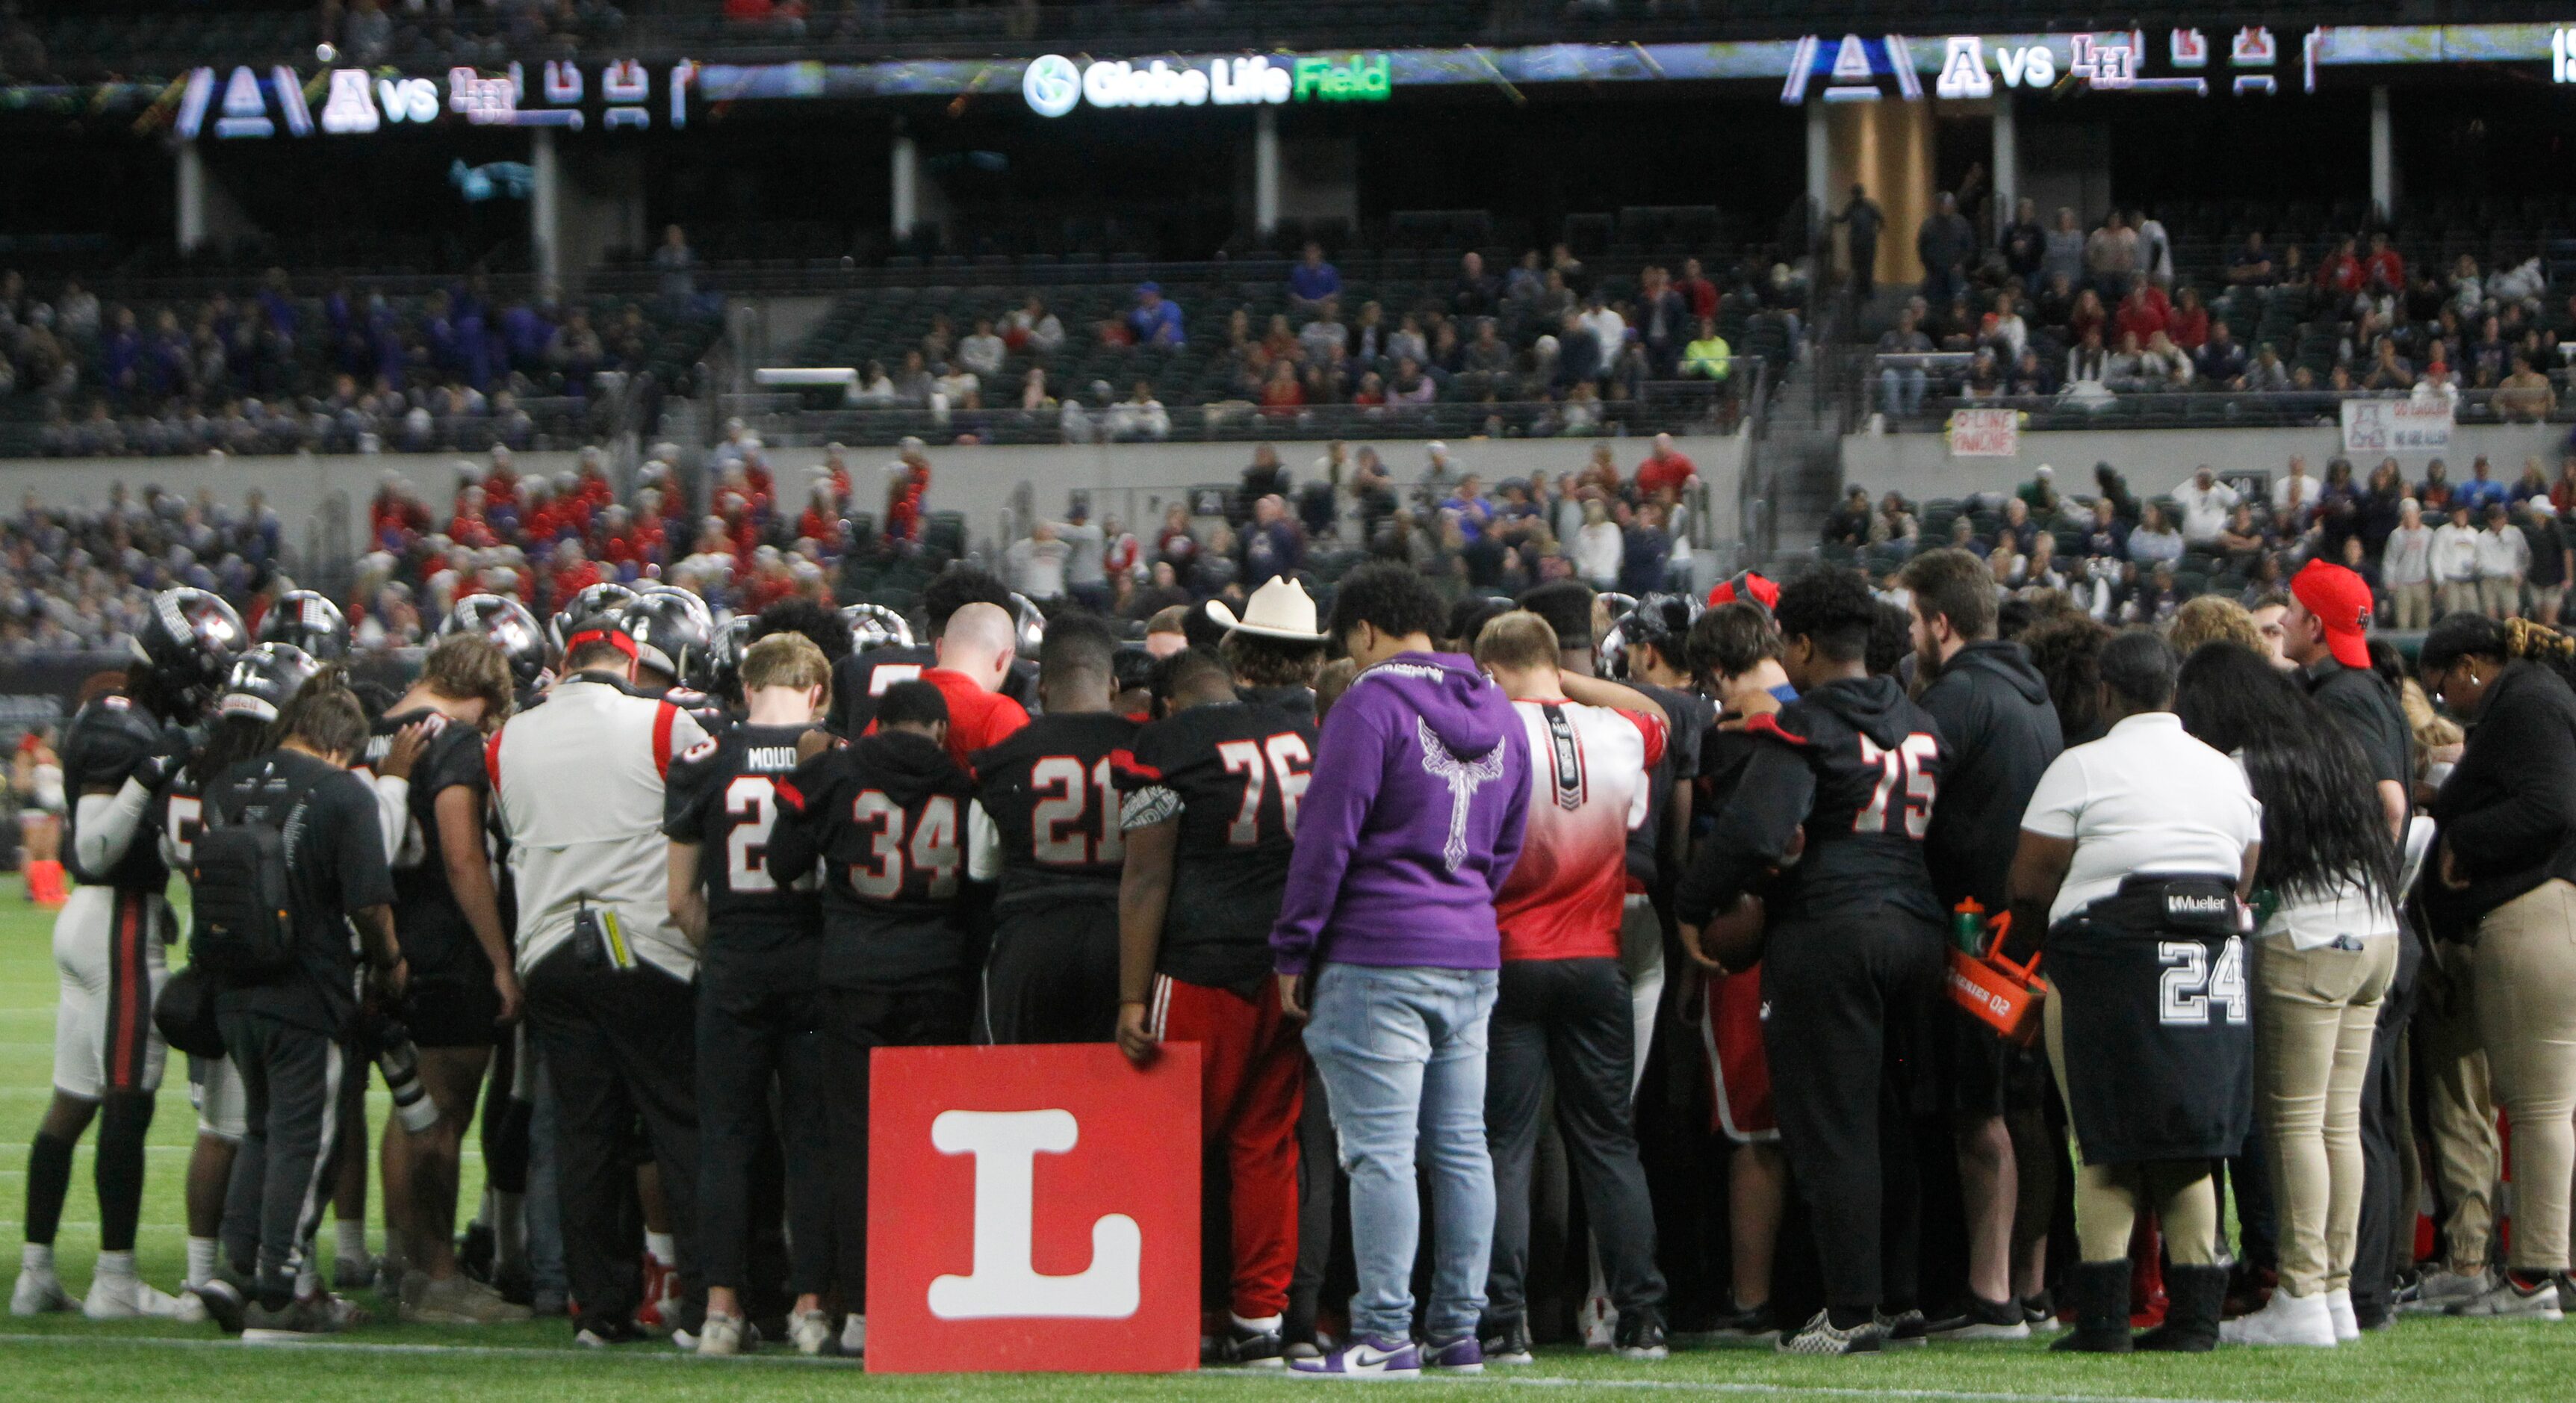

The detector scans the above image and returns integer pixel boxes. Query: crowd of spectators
[0,480,283,655]
[328,0,628,68]
[1872,191,2572,420]
[0,266,711,457]
[999,432,1707,620]
[839,243,1794,445]
[0,414,1712,657]
[1827,451,2576,631]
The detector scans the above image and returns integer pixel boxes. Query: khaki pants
[2253,933,2397,1298]
[2044,991,2223,1266]
[2480,577,2523,619]
[2440,580,2483,617]
[2535,583,2566,624]
[2416,940,2500,1272]
[2390,580,2433,631]
[2473,879,2576,1272]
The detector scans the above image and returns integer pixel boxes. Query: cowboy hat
[1205,577,1328,642]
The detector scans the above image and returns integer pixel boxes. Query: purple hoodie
[1270,651,1532,974]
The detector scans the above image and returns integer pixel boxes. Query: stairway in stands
[1739,296,1866,572]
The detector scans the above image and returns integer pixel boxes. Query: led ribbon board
[1020,52,1391,115]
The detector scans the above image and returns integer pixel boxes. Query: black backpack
[187,766,323,979]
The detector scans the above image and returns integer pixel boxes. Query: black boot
[2049,1260,2135,1353]
[2137,1264,2226,1352]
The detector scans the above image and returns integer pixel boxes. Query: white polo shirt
[2020,710,2262,925]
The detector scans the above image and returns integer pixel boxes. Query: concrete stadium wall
[0,430,1751,568]
[1838,421,2572,505]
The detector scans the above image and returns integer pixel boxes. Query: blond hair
[1473,610,1561,673]
[741,631,832,702]
[2166,595,2264,657]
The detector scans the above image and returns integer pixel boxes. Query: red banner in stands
[866,1042,1201,1374]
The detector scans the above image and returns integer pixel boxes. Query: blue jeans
[1881,366,1926,418]
[1301,962,1500,1342]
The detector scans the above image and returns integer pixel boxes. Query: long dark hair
[2176,642,2397,907]
[184,715,274,787]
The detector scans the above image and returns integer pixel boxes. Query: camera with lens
[362,1009,441,1136]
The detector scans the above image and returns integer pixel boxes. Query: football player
[362,634,529,1325]
[257,590,352,662]
[766,679,977,1357]
[1114,641,1317,1366]
[158,642,320,1319]
[969,615,1136,1044]
[827,566,1037,736]
[664,634,834,1356]
[13,589,240,1320]
[1675,569,1950,1357]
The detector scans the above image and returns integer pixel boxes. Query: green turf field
[0,875,2567,1399]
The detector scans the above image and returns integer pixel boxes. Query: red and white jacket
[1493,698,1664,962]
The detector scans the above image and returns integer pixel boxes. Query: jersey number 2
[724,777,778,893]
[1854,733,1937,837]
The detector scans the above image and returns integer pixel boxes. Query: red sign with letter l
[866,1042,1202,1373]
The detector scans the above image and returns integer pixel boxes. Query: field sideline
[0,874,2566,1399]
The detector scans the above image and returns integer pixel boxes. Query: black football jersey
[1117,701,1315,993]
[358,708,493,974]
[969,712,1140,911]
[831,644,1040,736]
[828,644,935,737]
[1625,681,1713,892]
[1676,675,1946,927]
[663,722,821,961]
[769,728,975,989]
[60,694,178,891]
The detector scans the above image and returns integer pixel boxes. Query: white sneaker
[173,1290,210,1325]
[839,1313,867,1357]
[2448,1275,2566,1320]
[1577,1292,1616,1349]
[10,1268,71,1317]
[83,1275,190,1320]
[2220,1287,2338,1346]
[695,1313,746,1357]
[2326,1288,2359,1342]
[788,1308,833,1357]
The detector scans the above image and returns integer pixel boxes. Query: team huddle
[10,542,2573,1373]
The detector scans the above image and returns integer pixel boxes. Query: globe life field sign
[1023,52,1392,116]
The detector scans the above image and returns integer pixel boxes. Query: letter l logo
[925,1109,1142,1319]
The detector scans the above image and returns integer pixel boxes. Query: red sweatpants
[1150,972,1306,1320]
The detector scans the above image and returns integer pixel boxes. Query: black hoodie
[1676,674,1947,927]
[1919,639,2064,913]
[2430,660,2576,919]
[770,728,978,990]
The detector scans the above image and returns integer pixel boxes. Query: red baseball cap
[2290,560,2374,669]
[1707,571,1780,613]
